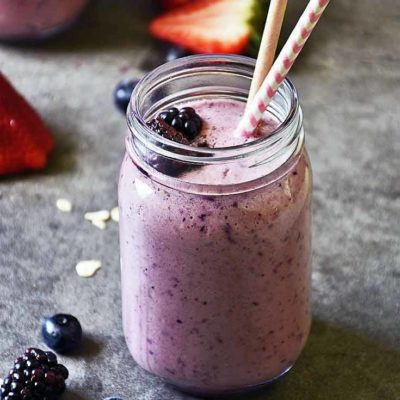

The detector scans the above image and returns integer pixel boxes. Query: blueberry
[104,397,123,400]
[113,79,140,114]
[171,117,183,131]
[41,314,82,353]
[164,46,189,63]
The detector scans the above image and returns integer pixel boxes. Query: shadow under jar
[119,55,313,397]
[0,0,90,42]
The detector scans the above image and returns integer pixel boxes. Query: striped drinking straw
[236,0,331,138]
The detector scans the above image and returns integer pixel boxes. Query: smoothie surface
[178,98,279,148]
[167,98,283,185]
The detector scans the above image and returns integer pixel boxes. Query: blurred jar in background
[0,0,90,42]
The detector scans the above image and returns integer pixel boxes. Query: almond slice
[75,260,101,278]
[111,207,119,223]
[91,219,106,230]
[56,199,72,213]
[84,210,110,222]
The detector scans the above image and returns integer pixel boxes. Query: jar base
[167,364,294,398]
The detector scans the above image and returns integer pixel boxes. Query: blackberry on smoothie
[119,55,312,396]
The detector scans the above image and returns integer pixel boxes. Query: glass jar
[119,55,312,396]
[0,0,90,42]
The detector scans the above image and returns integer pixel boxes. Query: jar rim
[125,54,304,195]
[127,54,300,163]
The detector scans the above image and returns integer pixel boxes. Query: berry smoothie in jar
[119,55,312,396]
[0,0,90,42]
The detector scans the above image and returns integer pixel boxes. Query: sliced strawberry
[0,73,54,176]
[159,0,191,10]
[150,0,252,54]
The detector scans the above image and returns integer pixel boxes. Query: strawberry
[159,0,191,10]
[0,73,53,176]
[150,0,253,54]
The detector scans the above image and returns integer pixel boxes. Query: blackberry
[146,118,202,177]
[147,118,190,145]
[0,348,68,400]
[183,120,199,141]
[176,112,190,124]
[180,107,196,115]
[159,108,179,125]
[151,107,203,142]
[171,116,184,131]
[159,111,171,124]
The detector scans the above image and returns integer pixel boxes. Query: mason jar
[119,55,312,396]
[0,0,90,42]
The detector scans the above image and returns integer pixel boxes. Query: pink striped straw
[236,0,330,138]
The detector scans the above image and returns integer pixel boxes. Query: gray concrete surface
[0,0,399,399]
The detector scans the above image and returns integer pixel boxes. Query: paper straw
[237,0,330,138]
[247,0,288,105]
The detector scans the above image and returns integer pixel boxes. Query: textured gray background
[0,0,399,399]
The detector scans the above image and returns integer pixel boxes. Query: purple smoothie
[119,98,312,395]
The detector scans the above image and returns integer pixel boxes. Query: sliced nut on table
[91,219,106,230]
[76,260,102,278]
[84,210,110,222]
[56,199,72,213]
[111,207,119,223]
[84,210,110,229]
